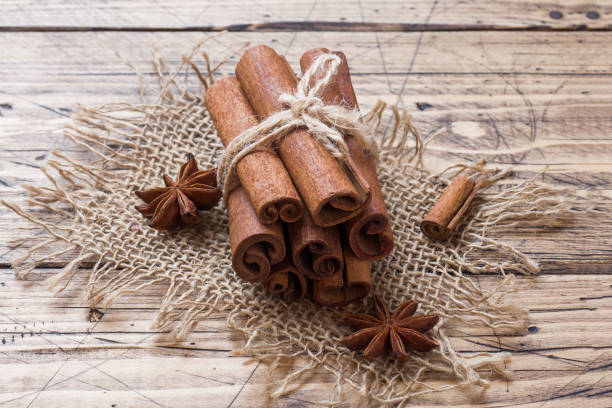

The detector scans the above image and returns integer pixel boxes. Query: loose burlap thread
[2,39,587,406]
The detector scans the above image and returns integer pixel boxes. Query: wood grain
[0,269,610,407]
[1,32,610,269]
[1,0,611,30]
[1,4,611,406]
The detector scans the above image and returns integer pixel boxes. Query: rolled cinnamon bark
[287,210,344,280]
[265,256,308,304]
[421,176,482,241]
[235,45,371,227]
[206,76,303,224]
[206,77,287,281]
[227,187,286,282]
[300,48,394,260]
[312,243,371,307]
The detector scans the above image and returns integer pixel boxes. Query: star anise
[341,296,439,361]
[135,154,221,230]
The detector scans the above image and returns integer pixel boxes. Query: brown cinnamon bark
[205,76,303,224]
[287,210,343,280]
[421,176,483,241]
[300,48,394,260]
[265,256,308,304]
[206,77,287,281]
[235,45,371,227]
[312,243,371,307]
[227,187,286,282]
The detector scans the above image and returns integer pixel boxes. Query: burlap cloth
[3,40,584,406]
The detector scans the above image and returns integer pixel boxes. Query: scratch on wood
[460,337,589,366]
[25,361,68,408]
[375,32,392,93]
[393,0,439,103]
[284,0,319,55]
[86,361,167,408]
[227,361,260,408]
[23,320,103,407]
[537,351,612,407]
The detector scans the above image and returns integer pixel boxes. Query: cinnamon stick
[227,187,286,282]
[206,77,303,224]
[300,48,394,260]
[235,45,371,227]
[312,243,371,307]
[265,256,308,304]
[287,211,343,280]
[421,176,483,241]
[206,77,286,281]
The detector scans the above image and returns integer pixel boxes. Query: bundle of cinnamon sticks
[206,45,394,307]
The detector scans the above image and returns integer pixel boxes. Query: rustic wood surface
[2,0,611,30]
[0,1,611,407]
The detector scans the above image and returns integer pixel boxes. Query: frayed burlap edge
[2,38,593,406]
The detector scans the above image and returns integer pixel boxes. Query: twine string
[2,40,585,403]
[216,53,377,201]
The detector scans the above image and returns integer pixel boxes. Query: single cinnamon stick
[300,48,394,260]
[206,77,287,281]
[421,176,483,241]
[235,45,371,227]
[312,243,371,307]
[227,187,286,282]
[287,210,344,280]
[205,76,303,224]
[265,256,308,304]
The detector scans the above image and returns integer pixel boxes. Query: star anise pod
[135,154,221,230]
[341,296,439,361]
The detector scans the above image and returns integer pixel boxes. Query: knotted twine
[217,53,378,201]
[2,38,593,406]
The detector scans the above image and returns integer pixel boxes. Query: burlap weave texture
[3,40,582,406]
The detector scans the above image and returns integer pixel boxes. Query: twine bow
[216,53,378,201]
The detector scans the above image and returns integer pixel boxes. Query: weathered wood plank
[1,0,611,30]
[1,269,610,407]
[1,31,610,270]
[3,31,612,76]
[2,5,610,407]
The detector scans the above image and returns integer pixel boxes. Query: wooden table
[1,1,611,406]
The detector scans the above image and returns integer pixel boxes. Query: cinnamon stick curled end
[205,76,304,224]
[264,196,303,224]
[287,211,344,280]
[300,47,394,260]
[229,188,286,282]
[312,244,371,307]
[235,45,371,228]
[347,214,394,260]
[421,176,482,241]
[265,257,308,304]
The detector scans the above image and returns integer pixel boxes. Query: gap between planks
[1,22,612,33]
